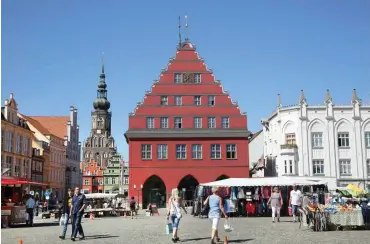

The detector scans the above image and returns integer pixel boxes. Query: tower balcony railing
[280,144,298,155]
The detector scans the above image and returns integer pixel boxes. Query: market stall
[192,177,327,218]
[84,193,129,217]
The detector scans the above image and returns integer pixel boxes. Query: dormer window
[174,73,182,83]
[194,73,201,83]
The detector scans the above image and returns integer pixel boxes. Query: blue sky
[2,0,370,159]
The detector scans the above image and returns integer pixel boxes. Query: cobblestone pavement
[2,210,370,244]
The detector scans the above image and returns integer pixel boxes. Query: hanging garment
[230,187,237,201]
[224,199,231,213]
[237,187,245,199]
[246,202,256,215]
[229,200,237,212]
[262,187,271,199]
[198,186,204,197]
[253,187,260,201]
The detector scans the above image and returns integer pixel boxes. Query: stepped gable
[130,39,244,116]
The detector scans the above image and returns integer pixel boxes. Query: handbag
[165,222,173,235]
[171,199,182,219]
[24,212,29,221]
[224,219,233,232]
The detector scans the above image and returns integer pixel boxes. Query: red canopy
[1,176,47,186]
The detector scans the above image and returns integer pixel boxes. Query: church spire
[93,57,110,111]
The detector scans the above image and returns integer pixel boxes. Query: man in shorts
[289,184,302,222]
[129,197,137,219]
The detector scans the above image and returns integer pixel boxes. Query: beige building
[1,93,33,183]
[20,115,68,200]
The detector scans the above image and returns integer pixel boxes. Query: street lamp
[133,184,143,209]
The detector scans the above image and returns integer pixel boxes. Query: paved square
[1,210,369,244]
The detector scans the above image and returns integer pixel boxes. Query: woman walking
[267,186,283,223]
[166,188,187,243]
[204,186,228,244]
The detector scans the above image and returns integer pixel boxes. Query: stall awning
[1,177,48,186]
[85,193,126,199]
[200,177,327,187]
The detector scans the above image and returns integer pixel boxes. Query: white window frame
[174,73,182,83]
[174,117,182,129]
[284,160,294,174]
[192,144,202,159]
[312,132,323,148]
[338,133,350,147]
[226,144,237,159]
[208,95,215,106]
[124,177,129,185]
[210,144,221,159]
[221,117,230,129]
[160,117,168,129]
[194,117,202,128]
[312,160,324,175]
[175,95,182,105]
[160,96,168,105]
[194,73,201,83]
[141,144,152,160]
[157,144,168,160]
[208,117,216,128]
[194,96,201,105]
[285,133,296,145]
[146,117,155,129]
[339,160,351,175]
[84,179,89,185]
[365,132,370,148]
[176,144,187,160]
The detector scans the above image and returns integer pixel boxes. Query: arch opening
[142,175,166,208]
[216,174,229,181]
[177,175,199,201]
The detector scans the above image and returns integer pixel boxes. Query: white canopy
[84,193,125,199]
[200,177,327,187]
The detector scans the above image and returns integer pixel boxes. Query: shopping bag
[24,212,29,221]
[166,223,173,235]
[288,207,293,216]
[224,219,233,232]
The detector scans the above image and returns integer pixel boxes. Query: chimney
[73,108,78,125]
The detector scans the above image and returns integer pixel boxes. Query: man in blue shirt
[71,187,86,241]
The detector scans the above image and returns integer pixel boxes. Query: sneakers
[59,236,65,240]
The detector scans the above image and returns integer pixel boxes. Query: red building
[125,38,251,207]
[81,160,104,193]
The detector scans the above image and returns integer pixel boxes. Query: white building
[65,106,82,189]
[248,130,265,177]
[262,89,370,190]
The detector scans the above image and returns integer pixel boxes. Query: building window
[6,131,13,152]
[339,160,351,175]
[141,144,152,160]
[194,96,201,105]
[367,159,370,176]
[365,132,370,148]
[285,133,296,145]
[16,135,22,154]
[174,73,182,83]
[208,117,216,128]
[105,178,109,185]
[112,178,116,184]
[146,117,155,129]
[24,138,29,156]
[313,160,324,175]
[208,95,215,106]
[176,144,187,159]
[160,96,168,105]
[192,144,202,159]
[194,117,202,128]
[312,133,323,148]
[284,160,294,174]
[226,144,237,159]
[174,117,182,129]
[160,117,168,129]
[124,177,129,184]
[157,144,168,160]
[338,133,350,147]
[194,73,201,83]
[221,117,230,129]
[210,144,221,159]
[175,96,182,105]
[84,179,89,185]
[1,129,4,147]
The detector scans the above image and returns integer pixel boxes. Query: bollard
[19,240,23,244]
[224,236,228,244]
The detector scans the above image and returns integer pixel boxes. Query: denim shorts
[170,214,180,228]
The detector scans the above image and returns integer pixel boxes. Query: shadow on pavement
[6,222,60,228]
[228,239,254,243]
[180,237,210,242]
[85,235,119,240]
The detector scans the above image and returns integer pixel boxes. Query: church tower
[82,61,117,168]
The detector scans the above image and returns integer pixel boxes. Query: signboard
[150,203,159,216]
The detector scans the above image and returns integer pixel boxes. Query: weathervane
[184,15,188,40]
[101,52,105,74]
[178,16,182,47]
